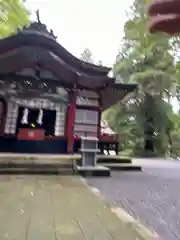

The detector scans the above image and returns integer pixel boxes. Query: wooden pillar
[0,98,6,136]
[97,91,102,138]
[66,86,77,153]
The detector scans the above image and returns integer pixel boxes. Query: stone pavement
[0,175,142,240]
[87,159,180,240]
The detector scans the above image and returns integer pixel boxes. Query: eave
[0,46,113,89]
[0,33,111,76]
[100,83,137,110]
[0,25,138,109]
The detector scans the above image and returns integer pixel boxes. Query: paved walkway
[87,159,180,240]
[0,175,142,240]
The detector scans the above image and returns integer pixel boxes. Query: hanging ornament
[148,0,180,16]
[148,14,180,34]
[37,109,43,125]
[21,108,29,124]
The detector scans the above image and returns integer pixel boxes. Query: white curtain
[21,108,29,124]
[37,109,43,125]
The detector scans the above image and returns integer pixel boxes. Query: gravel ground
[87,159,180,240]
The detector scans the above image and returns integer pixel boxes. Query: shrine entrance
[16,107,56,137]
[0,91,69,154]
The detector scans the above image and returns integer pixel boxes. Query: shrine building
[0,20,137,155]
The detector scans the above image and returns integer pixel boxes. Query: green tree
[106,0,177,156]
[80,48,104,65]
[0,0,29,37]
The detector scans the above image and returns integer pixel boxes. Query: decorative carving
[18,10,57,40]
[0,78,69,104]
[36,10,41,24]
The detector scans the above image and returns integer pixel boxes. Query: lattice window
[54,106,66,136]
[74,109,98,137]
[75,109,98,124]
[4,103,18,134]
[76,90,99,106]
[74,124,97,132]
[74,131,97,137]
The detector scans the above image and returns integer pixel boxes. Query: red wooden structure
[0,20,137,154]
[148,0,180,34]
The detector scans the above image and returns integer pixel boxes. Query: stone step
[0,168,75,175]
[79,149,100,153]
[0,155,76,174]
[75,165,111,177]
[100,163,142,171]
[0,153,81,162]
[0,162,73,169]
[97,155,132,164]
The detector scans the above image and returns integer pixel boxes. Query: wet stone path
[0,174,142,240]
[87,159,180,240]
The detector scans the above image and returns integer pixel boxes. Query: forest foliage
[0,0,29,37]
[105,0,180,157]
[82,0,180,157]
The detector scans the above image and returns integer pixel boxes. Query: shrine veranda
[0,20,137,157]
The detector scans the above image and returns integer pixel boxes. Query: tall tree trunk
[143,93,155,156]
[167,130,172,155]
[144,120,155,154]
